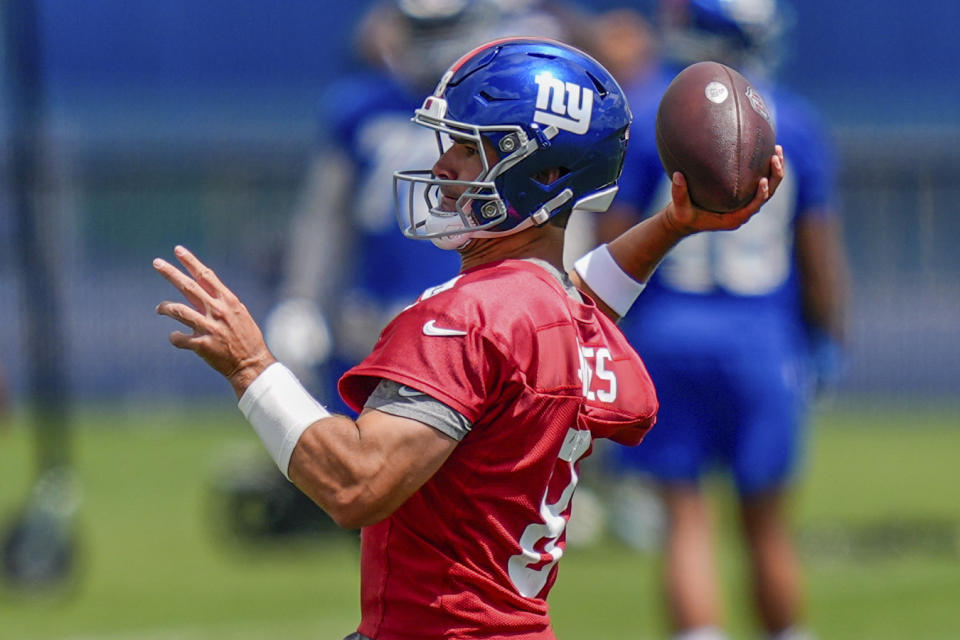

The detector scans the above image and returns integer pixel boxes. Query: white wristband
[238,362,331,480]
[573,244,646,317]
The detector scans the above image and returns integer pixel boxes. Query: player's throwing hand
[154,245,275,397]
[664,144,785,236]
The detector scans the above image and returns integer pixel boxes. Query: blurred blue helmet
[393,37,632,249]
[659,0,792,76]
[360,0,568,91]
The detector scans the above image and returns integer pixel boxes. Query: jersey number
[651,165,797,294]
[507,427,591,598]
[578,345,617,402]
[506,346,618,597]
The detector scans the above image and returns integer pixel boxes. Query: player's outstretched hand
[664,145,785,236]
[154,245,275,397]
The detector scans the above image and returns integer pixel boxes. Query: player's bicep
[288,407,457,528]
[354,408,458,518]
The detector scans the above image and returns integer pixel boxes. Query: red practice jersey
[339,259,658,639]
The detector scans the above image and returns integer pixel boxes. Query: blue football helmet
[393,37,632,249]
[659,0,791,77]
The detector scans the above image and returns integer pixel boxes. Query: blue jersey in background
[284,71,461,413]
[610,64,838,493]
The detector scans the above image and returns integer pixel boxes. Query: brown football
[655,61,776,213]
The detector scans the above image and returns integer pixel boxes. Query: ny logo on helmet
[533,72,593,135]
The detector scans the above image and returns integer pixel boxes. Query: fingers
[173,245,229,298]
[167,328,222,355]
[669,171,689,205]
[154,246,272,386]
[158,301,222,357]
[723,179,768,226]
[153,257,209,312]
[168,329,200,350]
[755,176,772,207]
[739,146,782,214]
[156,300,209,333]
[768,145,785,193]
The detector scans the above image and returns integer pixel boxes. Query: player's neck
[458,224,564,273]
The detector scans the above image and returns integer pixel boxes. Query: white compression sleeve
[573,244,646,317]
[238,362,331,480]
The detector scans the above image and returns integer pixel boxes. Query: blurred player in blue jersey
[263,0,576,414]
[597,1,850,639]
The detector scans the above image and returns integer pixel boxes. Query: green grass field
[1,402,958,639]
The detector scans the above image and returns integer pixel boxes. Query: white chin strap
[427,213,537,251]
[415,205,476,250]
[431,231,472,251]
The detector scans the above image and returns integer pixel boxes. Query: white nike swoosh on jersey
[397,385,426,398]
[422,319,467,337]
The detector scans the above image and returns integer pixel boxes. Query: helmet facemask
[394,94,545,250]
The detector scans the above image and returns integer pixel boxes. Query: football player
[262,0,572,412]
[233,0,577,539]
[596,2,850,639]
[155,37,784,639]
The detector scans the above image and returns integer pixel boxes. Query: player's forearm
[796,213,850,342]
[802,275,847,342]
[606,206,689,285]
[571,207,688,322]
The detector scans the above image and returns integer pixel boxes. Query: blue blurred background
[1,0,958,406]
